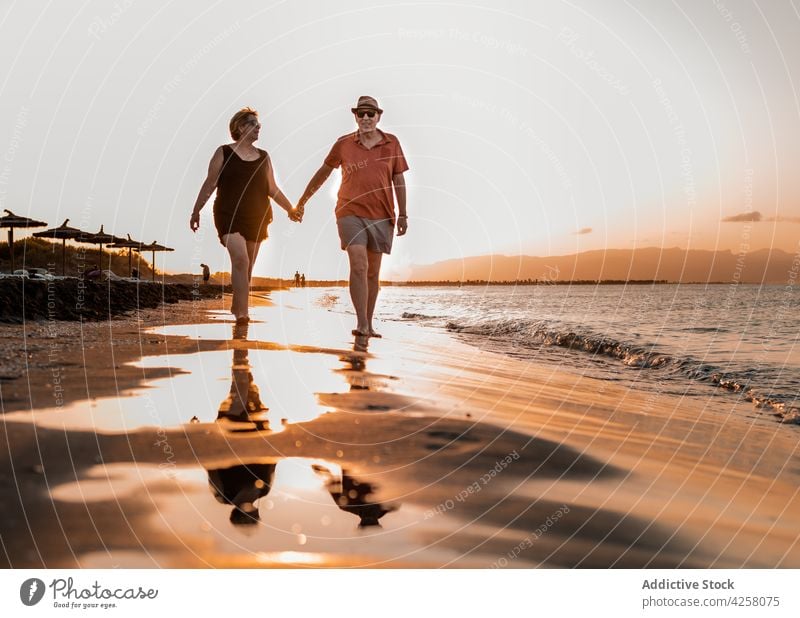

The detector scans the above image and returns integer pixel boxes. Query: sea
[320,283,799,422]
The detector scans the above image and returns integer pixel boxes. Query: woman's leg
[245,240,262,283]
[222,233,250,319]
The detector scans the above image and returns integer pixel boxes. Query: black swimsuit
[213,145,273,244]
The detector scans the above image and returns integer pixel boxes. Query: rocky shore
[0,278,221,323]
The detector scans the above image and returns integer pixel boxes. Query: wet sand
[1,289,799,568]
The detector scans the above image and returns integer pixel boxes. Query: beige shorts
[336,216,394,254]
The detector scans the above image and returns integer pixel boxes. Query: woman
[190,107,298,324]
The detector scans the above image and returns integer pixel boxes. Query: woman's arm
[265,154,296,217]
[190,147,224,232]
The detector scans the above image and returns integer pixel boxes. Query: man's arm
[190,146,224,232]
[393,172,407,236]
[297,164,334,216]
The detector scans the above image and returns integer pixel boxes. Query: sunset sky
[1,0,798,279]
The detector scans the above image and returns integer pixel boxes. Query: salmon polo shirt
[324,130,409,221]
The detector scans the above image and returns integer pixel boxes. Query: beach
[1,288,799,568]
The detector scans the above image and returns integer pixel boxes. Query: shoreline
[2,289,799,568]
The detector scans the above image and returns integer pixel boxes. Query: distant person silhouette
[300,273,306,287]
[294,270,301,287]
[131,267,140,279]
[200,263,210,284]
[85,264,101,281]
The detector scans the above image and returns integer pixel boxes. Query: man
[201,263,210,284]
[297,95,408,337]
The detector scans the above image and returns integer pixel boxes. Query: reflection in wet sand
[208,463,276,526]
[4,298,800,568]
[217,323,270,431]
[339,337,372,392]
[313,464,398,528]
[2,314,692,566]
[29,406,695,567]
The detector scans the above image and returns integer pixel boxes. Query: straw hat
[351,95,383,113]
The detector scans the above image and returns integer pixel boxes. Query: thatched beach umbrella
[134,241,174,281]
[108,234,146,277]
[32,218,86,276]
[76,225,125,270]
[0,209,48,272]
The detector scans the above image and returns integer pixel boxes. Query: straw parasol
[32,218,86,276]
[75,225,125,270]
[107,234,146,277]
[134,241,174,281]
[0,209,48,272]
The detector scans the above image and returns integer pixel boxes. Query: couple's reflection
[208,462,275,527]
[206,324,396,529]
[207,322,275,526]
[209,462,396,530]
[328,335,398,527]
[313,464,398,528]
[217,322,269,429]
[340,333,371,390]
[353,333,369,354]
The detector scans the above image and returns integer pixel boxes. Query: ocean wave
[712,376,800,424]
[315,293,339,309]
[402,311,440,320]
[680,326,726,333]
[445,316,799,422]
[446,318,673,369]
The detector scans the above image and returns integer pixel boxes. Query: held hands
[288,201,305,223]
[288,203,303,222]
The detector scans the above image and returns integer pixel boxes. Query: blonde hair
[229,107,258,140]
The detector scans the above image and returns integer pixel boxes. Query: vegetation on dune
[0,237,155,278]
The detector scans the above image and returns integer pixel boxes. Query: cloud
[573,227,593,235]
[722,211,762,222]
[721,211,800,223]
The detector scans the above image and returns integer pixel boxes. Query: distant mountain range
[400,247,799,284]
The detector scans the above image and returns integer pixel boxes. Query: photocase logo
[20,578,46,606]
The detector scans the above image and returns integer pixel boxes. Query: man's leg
[366,249,383,334]
[222,233,250,319]
[346,244,370,334]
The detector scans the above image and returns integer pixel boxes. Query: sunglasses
[355,110,377,118]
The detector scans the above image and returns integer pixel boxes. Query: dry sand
[1,289,799,568]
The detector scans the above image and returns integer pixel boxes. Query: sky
[1,0,799,280]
